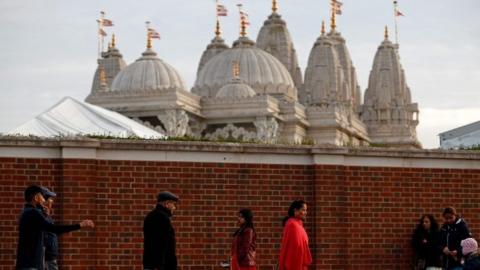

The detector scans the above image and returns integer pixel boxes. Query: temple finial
[215,19,221,38]
[272,0,278,13]
[321,20,326,35]
[237,4,248,37]
[146,21,152,49]
[232,61,240,78]
[384,25,389,40]
[111,33,116,47]
[330,9,336,32]
[240,19,247,37]
[147,32,152,49]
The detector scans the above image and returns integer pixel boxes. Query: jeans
[45,260,58,270]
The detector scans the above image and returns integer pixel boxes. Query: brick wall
[1,140,480,270]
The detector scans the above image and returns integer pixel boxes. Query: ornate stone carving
[204,124,257,141]
[157,110,190,137]
[254,117,280,143]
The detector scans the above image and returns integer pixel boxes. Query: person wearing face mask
[278,200,312,270]
[15,185,95,270]
[439,207,472,270]
[143,191,179,270]
[231,209,257,270]
[412,214,442,270]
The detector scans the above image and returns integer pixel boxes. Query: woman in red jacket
[279,200,312,270]
[231,208,257,270]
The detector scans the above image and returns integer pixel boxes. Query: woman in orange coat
[231,208,257,270]
[279,200,312,270]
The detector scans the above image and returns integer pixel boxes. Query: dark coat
[233,227,256,267]
[16,204,81,270]
[143,204,177,270]
[463,253,480,270]
[412,227,442,267]
[44,215,59,261]
[439,218,471,270]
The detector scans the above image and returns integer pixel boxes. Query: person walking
[439,207,472,270]
[15,185,95,270]
[41,187,60,270]
[278,200,312,270]
[231,209,256,270]
[143,191,179,270]
[461,238,480,270]
[412,214,442,270]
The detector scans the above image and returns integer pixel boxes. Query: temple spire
[384,25,389,40]
[321,20,326,35]
[215,19,221,38]
[111,33,116,48]
[272,0,278,13]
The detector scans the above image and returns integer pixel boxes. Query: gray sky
[1,0,479,148]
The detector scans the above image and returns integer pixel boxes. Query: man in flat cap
[16,185,94,270]
[143,191,179,270]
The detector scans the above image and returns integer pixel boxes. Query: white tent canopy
[8,97,165,139]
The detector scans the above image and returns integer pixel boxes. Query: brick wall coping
[0,137,480,169]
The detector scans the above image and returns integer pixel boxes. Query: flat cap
[41,187,57,199]
[157,191,179,202]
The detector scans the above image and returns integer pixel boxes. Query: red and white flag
[239,10,250,25]
[216,4,228,16]
[331,0,343,15]
[148,28,161,39]
[102,18,114,27]
[236,4,250,26]
[395,10,405,16]
[98,28,107,37]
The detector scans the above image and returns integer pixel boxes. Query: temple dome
[111,48,187,92]
[193,37,296,100]
[215,77,256,98]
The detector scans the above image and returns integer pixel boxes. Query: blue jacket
[16,204,80,270]
[44,215,59,261]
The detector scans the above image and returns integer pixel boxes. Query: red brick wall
[1,157,480,270]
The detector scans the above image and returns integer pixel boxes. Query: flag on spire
[102,18,114,27]
[395,10,405,17]
[331,0,343,15]
[217,4,228,16]
[237,4,250,26]
[98,28,107,37]
[148,28,161,39]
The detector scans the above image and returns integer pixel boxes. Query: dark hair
[234,208,255,236]
[415,214,439,232]
[282,200,306,226]
[24,185,43,202]
[443,206,457,216]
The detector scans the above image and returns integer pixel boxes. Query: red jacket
[232,227,257,267]
[279,218,312,270]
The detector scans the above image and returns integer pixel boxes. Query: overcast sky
[0,0,479,148]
